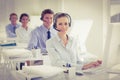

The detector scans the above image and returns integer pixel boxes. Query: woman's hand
[82,60,102,70]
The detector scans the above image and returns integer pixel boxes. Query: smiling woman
[46,13,102,73]
[16,13,33,47]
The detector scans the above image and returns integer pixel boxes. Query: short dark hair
[9,13,18,20]
[19,13,30,22]
[40,9,54,20]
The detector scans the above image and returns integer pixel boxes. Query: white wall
[111,4,120,16]
[0,0,15,23]
[105,1,120,67]
[107,23,120,67]
[61,0,103,58]
[0,0,15,38]
[111,0,120,16]
[0,0,105,60]
[14,0,60,16]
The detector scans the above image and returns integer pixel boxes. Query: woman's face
[21,16,29,26]
[56,17,69,33]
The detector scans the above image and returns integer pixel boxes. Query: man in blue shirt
[6,13,20,38]
[28,9,56,54]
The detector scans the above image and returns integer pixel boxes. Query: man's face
[10,15,18,24]
[42,14,53,29]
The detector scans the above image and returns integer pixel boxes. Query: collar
[56,34,71,42]
[20,26,30,31]
[11,24,16,27]
[41,25,52,32]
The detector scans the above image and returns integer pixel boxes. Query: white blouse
[46,34,98,69]
[16,26,32,46]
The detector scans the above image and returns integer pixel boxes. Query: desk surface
[14,65,109,80]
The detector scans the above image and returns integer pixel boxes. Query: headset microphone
[55,29,61,32]
[42,19,47,22]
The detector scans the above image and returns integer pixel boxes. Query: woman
[16,13,32,68]
[16,13,32,47]
[46,13,102,71]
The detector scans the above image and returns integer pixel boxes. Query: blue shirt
[28,25,56,53]
[6,24,20,38]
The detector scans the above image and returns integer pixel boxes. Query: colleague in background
[6,13,20,38]
[28,9,56,54]
[16,13,32,46]
[46,12,102,70]
[15,13,32,69]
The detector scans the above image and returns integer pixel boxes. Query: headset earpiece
[53,23,57,30]
[40,16,43,20]
[9,18,11,20]
[69,23,71,27]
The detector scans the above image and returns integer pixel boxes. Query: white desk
[15,65,65,80]
[13,65,109,80]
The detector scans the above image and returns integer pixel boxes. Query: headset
[19,13,30,22]
[53,13,72,31]
[40,9,54,21]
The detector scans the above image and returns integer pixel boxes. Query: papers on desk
[0,40,16,47]
[0,38,16,47]
[3,48,33,59]
[22,65,65,78]
[0,42,16,47]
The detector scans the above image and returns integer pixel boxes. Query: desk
[1,48,39,80]
[13,65,109,80]
[14,65,65,80]
[82,69,109,80]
